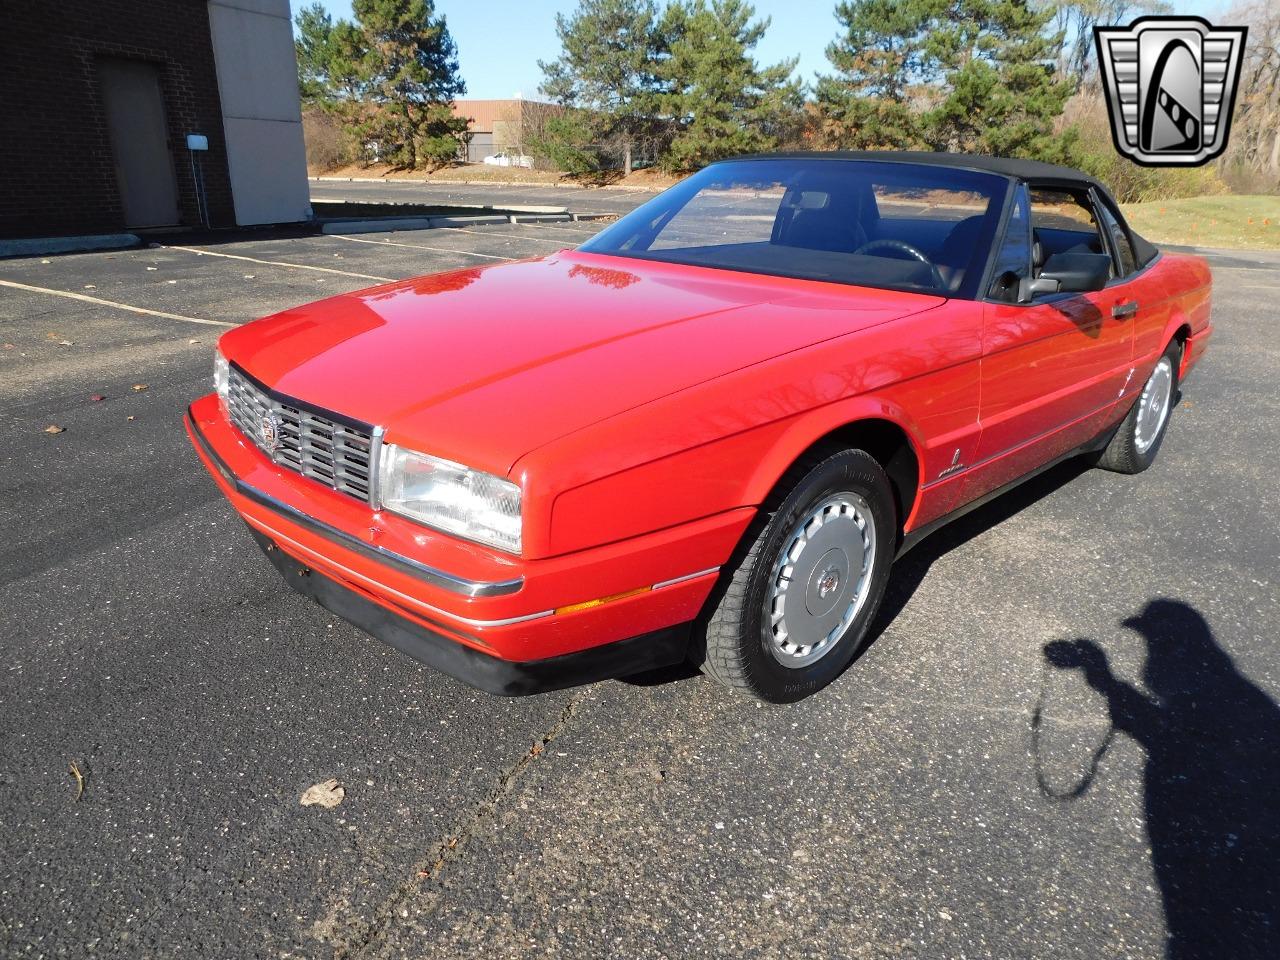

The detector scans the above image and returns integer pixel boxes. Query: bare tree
[1222,0,1280,189]
[1045,0,1170,90]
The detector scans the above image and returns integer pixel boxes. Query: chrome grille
[226,365,375,502]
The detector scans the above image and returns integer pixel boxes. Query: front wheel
[1097,340,1180,474]
[699,448,896,703]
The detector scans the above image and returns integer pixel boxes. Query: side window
[1096,201,1137,276]
[1029,188,1114,278]
[988,184,1031,302]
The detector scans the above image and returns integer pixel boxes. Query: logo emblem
[259,412,281,454]
[1095,16,1247,167]
[817,569,841,599]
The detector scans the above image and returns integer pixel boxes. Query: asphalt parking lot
[1,215,1277,960]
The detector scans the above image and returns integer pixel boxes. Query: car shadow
[622,453,1097,692]
[1039,600,1280,959]
[866,455,1094,649]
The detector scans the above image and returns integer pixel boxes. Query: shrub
[302,109,356,172]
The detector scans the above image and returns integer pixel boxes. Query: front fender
[740,396,928,523]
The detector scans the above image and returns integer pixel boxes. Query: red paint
[193,243,1210,664]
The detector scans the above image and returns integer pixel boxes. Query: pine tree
[349,0,469,169]
[295,0,468,169]
[295,3,336,105]
[923,0,1073,156]
[294,3,363,107]
[816,0,1073,158]
[657,0,803,172]
[538,0,666,174]
[813,0,942,149]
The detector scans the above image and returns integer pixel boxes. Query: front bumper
[185,394,752,688]
[250,527,691,695]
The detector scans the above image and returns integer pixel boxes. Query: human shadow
[1043,600,1280,960]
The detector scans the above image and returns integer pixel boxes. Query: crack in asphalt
[331,690,590,959]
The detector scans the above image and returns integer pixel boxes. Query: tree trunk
[624,140,633,177]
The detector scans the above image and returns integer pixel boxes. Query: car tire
[1097,340,1181,475]
[699,447,896,703]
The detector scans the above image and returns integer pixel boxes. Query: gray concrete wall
[207,0,310,225]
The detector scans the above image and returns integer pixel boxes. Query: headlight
[378,444,522,554]
[214,349,230,401]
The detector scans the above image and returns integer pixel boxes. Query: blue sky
[315,0,1231,101]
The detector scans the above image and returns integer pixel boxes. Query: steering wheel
[852,239,945,289]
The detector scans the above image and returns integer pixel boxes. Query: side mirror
[1017,275,1060,303]
[1038,252,1110,293]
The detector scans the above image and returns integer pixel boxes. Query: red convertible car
[186,152,1211,702]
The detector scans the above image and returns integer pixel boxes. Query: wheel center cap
[805,547,850,619]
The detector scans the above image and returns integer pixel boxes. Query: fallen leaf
[243,274,256,280]
[44,424,65,434]
[126,416,135,421]
[83,284,96,290]
[69,761,86,801]
[58,340,74,347]
[90,394,106,402]
[3,343,15,350]
[188,338,201,345]
[300,779,345,808]
[131,383,148,392]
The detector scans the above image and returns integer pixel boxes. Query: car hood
[220,251,944,476]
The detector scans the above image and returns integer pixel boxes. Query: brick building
[0,0,310,239]
[452,99,562,163]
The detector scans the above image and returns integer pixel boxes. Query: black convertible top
[732,150,1159,266]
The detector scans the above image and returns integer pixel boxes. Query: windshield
[580,158,1008,298]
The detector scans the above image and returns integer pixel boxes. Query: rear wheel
[1098,340,1180,474]
[700,447,895,703]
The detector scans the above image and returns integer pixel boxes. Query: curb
[509,213,572,224]
[0,233,140,259]
[317,211,608,235]
[318,214,509,235]
[310,175,662,195]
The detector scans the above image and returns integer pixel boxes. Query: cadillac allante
[186,153,1212,702]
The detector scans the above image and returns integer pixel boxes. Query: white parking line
[449,228,572,246]
[0,278,233,326]
[510,221,599,236]
[154,243,396,282]
[327,234,515,261]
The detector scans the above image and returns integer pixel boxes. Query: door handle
[1112,300,1139,320]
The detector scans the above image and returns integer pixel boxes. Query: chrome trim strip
[652,566,720,590]
[247,516,554,628]
[187,409,525,599]
[367,425,386,509]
